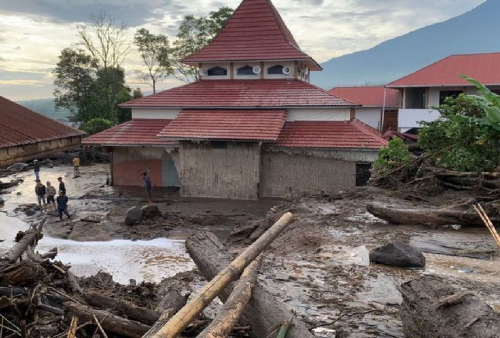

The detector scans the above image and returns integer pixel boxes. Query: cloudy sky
[0,0,485,101]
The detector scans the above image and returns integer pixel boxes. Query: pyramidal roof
[183,0,321,70]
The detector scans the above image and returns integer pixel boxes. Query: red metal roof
[158,109,286,141]
[271,119,387,149]
[121,79,354,109]
[82,119,177,147]
[183,0,321,70]
[329,86,400,107]
[0,96,84,149]
[388,53,500,87]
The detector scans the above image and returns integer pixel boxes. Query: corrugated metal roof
[158,109,286,141]
[272,119,387,149]
[329,86,400,107]
[121,79,355,109]
[82,119,177,147]
[183,0,320,70]
[388,53,500,87]
[0,96,84,149]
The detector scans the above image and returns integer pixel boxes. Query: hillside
[312,0,500,89]
[17,98,71,121]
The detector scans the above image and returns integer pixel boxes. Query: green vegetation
[82,118,114,135]
[374,138,413,175]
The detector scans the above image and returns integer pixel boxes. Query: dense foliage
[82,118,114,135]
[374,138,413,175]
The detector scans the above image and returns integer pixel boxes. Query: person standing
[58,177,66,195]
[56,191,71,221]
[46,181,57,211]
[34,160,40,181]
[141,172,152,204]
[35,180,46,208]
[72,156,80,177]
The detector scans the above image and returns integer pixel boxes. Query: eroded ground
[1,163,499,337]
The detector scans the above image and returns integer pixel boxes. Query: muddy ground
[1,163,499,337]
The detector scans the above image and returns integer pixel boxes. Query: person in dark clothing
[141,172,152,204]
[34,160,40,181]
[56,191,71,221]
[58,177,66,194]
[35,180,46,207]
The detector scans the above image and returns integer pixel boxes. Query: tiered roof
[329,86,400,108]
[183,0,321,70]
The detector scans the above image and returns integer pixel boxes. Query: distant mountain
[17,98,70,121]
[312,0,500,89]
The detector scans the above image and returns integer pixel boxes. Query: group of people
[33,159,71,221]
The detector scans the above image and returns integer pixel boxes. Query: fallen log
[142,291,188,338]
[0,260,46,286]
[83,291,160,325]
[148,212,295,338]
[0,218,45,267]
[186,232,314,338]
[197,257,262,338]
[366,202,493,226]
[64,302,150,337]
[400,275,500,337]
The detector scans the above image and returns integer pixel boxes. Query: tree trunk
[186,232,315,338]
[366,202,490,226]
[400,275,500,337]
[83,291,161,325]
[197,257,261,338]
[0,260,46,286]
[0,219,45,267]
[64,301,150,337]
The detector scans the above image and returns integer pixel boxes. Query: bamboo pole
[197,257,262,338]
[148,212,294,338]
[473,204,500,251]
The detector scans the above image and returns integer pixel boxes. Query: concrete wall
[0,136,82,168]
[260,149,374,197]
[178,141,260,200]
[355,107,382,129]
[112,147,180,187]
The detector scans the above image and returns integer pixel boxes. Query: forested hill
[17,98,70,121]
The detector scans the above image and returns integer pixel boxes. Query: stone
[369,241,426,268]
[125,206,143,226]
[7,163,29,171]
[274,272,291,281]
[0,197,4,206]
[25,209,36,216]
[141,204,160,220]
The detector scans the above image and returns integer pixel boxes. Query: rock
[274,272,291,281]
[25,209,36,216]
[141,204,160,220]
[369,241,425,268]
[125,206,143,226]
[7,163,29,171]
[0,197,4,206]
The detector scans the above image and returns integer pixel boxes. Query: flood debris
[400,275,500,338]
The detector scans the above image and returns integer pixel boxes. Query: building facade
[83,0,387,199]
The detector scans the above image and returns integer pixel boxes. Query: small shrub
[374,138,413,176]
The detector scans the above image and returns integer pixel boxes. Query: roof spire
[183,0,321,71]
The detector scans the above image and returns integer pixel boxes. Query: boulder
[369,241,425,268]
[125,206,143,226]
[7,163,29,171]
[0,197,4,205]
[25,209,36,216]
[141,204,161,220]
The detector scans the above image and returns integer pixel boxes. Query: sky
[0,0,485,101]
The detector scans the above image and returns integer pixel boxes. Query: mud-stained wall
[0,136,82,168]
[112,147,164,186]
[178,141,260,200]
[261,150,360,198]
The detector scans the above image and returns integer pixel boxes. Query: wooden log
[40,248,58,260]
[400,275,500,337]
[155,290,187,313]
[186,232,315,338]
[0,260,46,286]
[83,291,161,325]
[0,219,45,267]
[148,212,295,338]
[197,257,261,338]
[64,302,150,338]
[366,202,490,226]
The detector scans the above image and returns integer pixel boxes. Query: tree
[171,7,233,83]
[134,28,172,94]
[82,118,114,135]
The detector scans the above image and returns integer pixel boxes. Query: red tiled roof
[388,53,500,87]
[0,96,84,149]
[183,0,321,70]
[329,86,400,107]
[271,119,387,149]
[82,119,177,147]
[158,109,286,141]
[121,80,354,109]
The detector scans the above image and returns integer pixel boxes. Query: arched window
[237,65,256,76]
[268,65,284,75]
[207,66,227,76]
